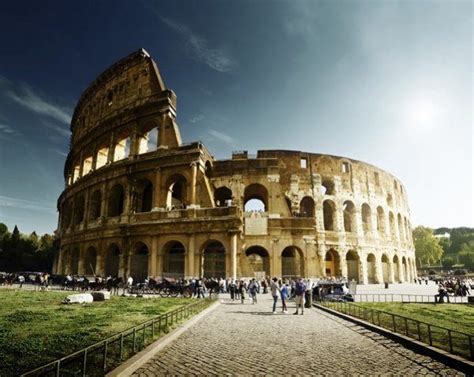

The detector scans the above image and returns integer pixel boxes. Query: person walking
[248,278,258,304]
[294,278,307,315]
[270,277,280,314]
[239,280,247,304]
[229,279,237,300]
[280,282,289,313]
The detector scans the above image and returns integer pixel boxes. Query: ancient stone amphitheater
[54,49,417,284]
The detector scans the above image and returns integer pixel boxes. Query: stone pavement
[132,294,462,376]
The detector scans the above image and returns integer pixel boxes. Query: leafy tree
[11,225,20,243]
[438,237,451,255]
[441,256,455,268]
[0,223,7,236]
[458,241,474,270]
[413,226,444,266]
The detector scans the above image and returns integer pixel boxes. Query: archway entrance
[382,254,390,283]
[402,257,408,282]
[281,246,304,279]
[130,243,149,283]
[245,246,270,278]
[202,241,226,278]
[162,241,185,279]
[325,249,340,277]
[105,244,120,277]
[393,255,400,282]
[346,250,360,283]
[71,248,80,275]
[84,247,97,275]
[367,253,376,283]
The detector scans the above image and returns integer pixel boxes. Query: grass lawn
[345,302,474,359]
[0,289,194,376]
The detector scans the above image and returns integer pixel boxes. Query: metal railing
[318,300,473,361]
[21,297,216,377]
[353,294,469,303]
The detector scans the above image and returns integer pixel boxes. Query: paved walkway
[132,294,461,376]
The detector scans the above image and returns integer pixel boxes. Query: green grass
[323,301,474,360]
[0,290,195,376]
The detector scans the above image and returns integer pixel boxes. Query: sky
[0,0,472,235]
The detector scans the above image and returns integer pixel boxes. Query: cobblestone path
[133,295,462,376]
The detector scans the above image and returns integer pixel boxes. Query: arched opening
[245,246,270,278]
[130,242,149,283]
[367,253,376,283]
[281,246,304,278]
[398,214,405,241]
[343,201,355,232]
[299,196,315,217]
[72,164,81,183]
[376,206,385,233]
[135,179,153,213]
[214,186,232,207]
[244,184,268,212]
[382,254,390,283]
[389,212,397,240]
[166,175,187,209]
[70,248,80,275]
[138,125,159,154]
[162,241,185,279]
[320,179,335,195]
[325,248,340,277]
[387,193,393,207]
[108,184,125,217]
[346,250,360,283]
[95,144,109,169]
[89,190,102,220]
[84,247,97,275]
[323,200,336,231]
[73,196,85,225]
[105,244,120,277]
[361,204,372,233]
[402,256,408,282]
[62,201,73,230]
[113,135,131,161]
[393,255,400,282]
[82,155,93,176]
[202,241,226,278]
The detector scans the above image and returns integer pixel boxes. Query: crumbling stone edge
[313,303,474,375]
[106,300,221,377]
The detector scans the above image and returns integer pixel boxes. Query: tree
[0,223,7,236]
[11,225,20,243]
[458,241,474,270]
[441,256,455,268]
[413,226,444,266]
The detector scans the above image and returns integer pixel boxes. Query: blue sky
[0,0,472,234]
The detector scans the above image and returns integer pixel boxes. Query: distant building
[53,49,417,284]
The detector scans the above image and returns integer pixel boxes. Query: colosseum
[54,49,417,284]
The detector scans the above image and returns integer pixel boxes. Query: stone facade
[54,49,417,284]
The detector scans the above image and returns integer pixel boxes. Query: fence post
[103,340,108,372]
[56,360,60,377]
[448,330,453,353]
[428,325,433,346]
[469,335,473,360]
[152,319,155,337]
[82,349,87,377]
[143,324,146,348]
[417,321,421,341]
[133,327,137,353]
[392,315,396,332]
[120,333,124,361]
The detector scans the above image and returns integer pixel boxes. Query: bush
[454,269,467,276]
[428,270,437,275]
[441,257,455,268]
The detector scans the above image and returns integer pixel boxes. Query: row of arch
[61,241,415,284]
[69,123,160,185]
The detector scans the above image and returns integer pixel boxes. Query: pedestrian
[280,282,289,313]
[239,280,246,304]
[294,278,307,315]
[270,277,280,314]
[229,279,237,300]
[249,278,258,304]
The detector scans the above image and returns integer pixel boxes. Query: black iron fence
[353,294,469,303]
[318,300,473,361]
[21,297,216,377]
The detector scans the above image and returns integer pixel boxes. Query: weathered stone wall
[56,50,416,284]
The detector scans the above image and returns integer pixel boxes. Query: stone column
[55,249,63,275]
[78,247,85,275]
[375,257,384,284]
[189,161,198,208]
[318,247,326,277]
[339,251,348,278]
[100,183,107,218]
[388,259,395,283]
[397,257,404,283]
[354,209,364,238]
[187,234,196,279]
[152,168,161,210]
[150,237,158,277]
[359,258,368,285]
[230,233,238,279]
[271,239,281,278]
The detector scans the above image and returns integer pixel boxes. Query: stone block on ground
[64,293,94,304]
[91,291,111,301]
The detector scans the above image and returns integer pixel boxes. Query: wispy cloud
[0,75,72,125]
[190,114,204,124]
[207,129,236,147]
[41,120,71,139]
[0,123,21,141]
[284,2,320,39]
[48,148,68,157]
[159,17,238,73]
[0,195,56,214]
